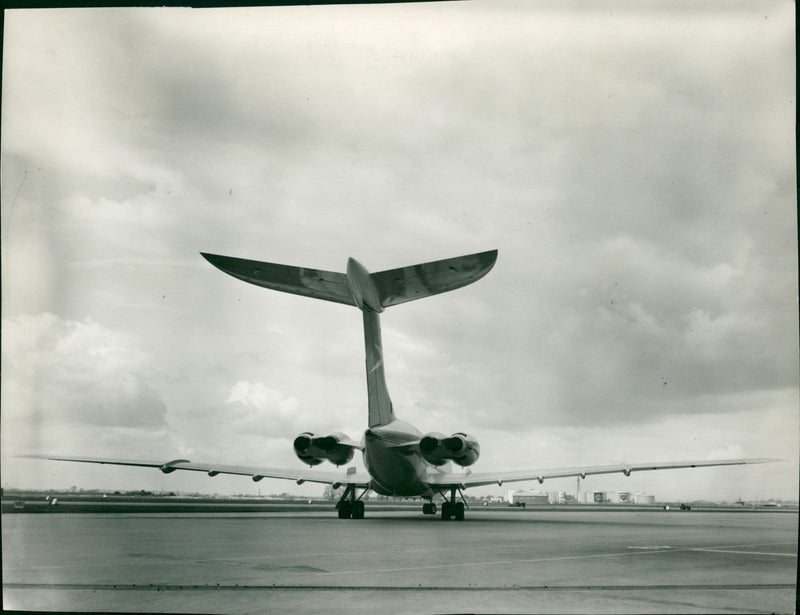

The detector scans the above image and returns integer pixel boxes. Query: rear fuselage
[362,420,439,497]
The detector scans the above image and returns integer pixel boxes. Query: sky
[2,1,797,502]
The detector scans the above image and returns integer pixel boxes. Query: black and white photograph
[2,1,797,613]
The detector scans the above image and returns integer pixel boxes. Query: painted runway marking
[10,536,608,572]
[4,546,480,572]
[317,541,799,576]
[627,542,797,556]
[317,549,677,576]
[9,540,795,576]
[690,549,796,557]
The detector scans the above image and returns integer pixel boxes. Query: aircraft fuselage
[362,420,439,498]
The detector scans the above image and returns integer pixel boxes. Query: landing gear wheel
[455,501,465,521]
[352,500,365,519]
[441,502,453,520]
[422,502,438,515]
[338,501,352,519]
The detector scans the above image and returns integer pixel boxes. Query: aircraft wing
[371,249,498,308]
[200,252,357,307]
[24,455,372,488]
[425,457,780,489]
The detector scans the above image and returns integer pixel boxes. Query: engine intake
[419,432,480,467]
[293,431,355,466]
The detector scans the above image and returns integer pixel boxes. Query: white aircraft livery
[37,250,777,520]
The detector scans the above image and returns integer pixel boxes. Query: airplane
[31,249,778,520]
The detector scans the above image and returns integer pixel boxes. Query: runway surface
[3,508,797,614]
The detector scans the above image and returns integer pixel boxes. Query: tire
[455,501,465,521]
[352,500,365,519]
[338,501,352,519]
[441,502,452,520]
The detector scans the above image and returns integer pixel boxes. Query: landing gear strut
[438,486,468,521]
[336,485,367,519]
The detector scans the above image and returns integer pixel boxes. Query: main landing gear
[441,500,465,521]
[430,486,468,521]
[336,484,367,519]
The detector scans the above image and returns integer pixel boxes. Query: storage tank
[635,493,655,504]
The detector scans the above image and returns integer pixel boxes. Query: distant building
[508,490,549,505]
[575,491,656,504]
[547,491,566,504]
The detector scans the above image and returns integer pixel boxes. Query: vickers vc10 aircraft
[39,250,776,520]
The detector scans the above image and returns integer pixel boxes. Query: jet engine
[419,432,480,467]
[293,432,355,466]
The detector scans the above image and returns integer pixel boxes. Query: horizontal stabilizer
[371,250,498,308]
[201,250,498,311]
[201,253,357,307]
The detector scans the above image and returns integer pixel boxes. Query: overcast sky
[2,1,796,502]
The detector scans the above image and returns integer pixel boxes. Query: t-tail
[200,250,498,428]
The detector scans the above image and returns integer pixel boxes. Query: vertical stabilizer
[362,310,395,427]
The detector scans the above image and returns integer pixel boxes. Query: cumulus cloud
[2,313,167,451]
[225,381,301,435]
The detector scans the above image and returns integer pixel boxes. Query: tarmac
[3,508,797,614]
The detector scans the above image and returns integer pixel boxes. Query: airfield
[3,501,797,614]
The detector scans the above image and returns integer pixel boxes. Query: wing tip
[481,248,499,274]
[200,252,223,267]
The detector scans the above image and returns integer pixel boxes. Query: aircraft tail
[201,250,498,428]
[200,250,498,312]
